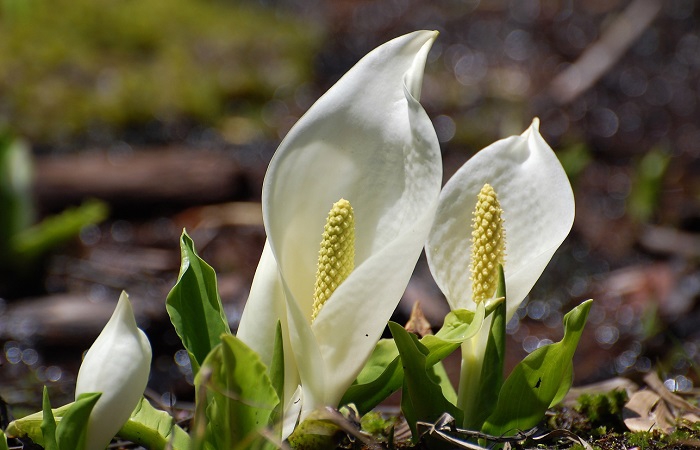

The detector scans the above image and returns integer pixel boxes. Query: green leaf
[56,392,101,450]
[430,360,458,406]
[434,307,480,341]
[464,266,506,430]
[0,429,9,450]
[389,322,462,439]
[166,230,231,375]
[340,339,403,414]
[6,403,72,444]
[423,303,487,367]
[195,334,280,450]
[8,397,189,450]
[268,321,284,428]
[629,147,670,223]
[0,134,32,259]
[551,361,573,408]
[10,199,108,262]
[119,397,191,450]
[341,307,485,416]
[40,387,58,450]
[421,304,487,408]
[482,299,592,436]
[338,304,487,420]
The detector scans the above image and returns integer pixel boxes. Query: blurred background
[1,0,699,415]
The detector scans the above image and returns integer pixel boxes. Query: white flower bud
[75,291,152,450]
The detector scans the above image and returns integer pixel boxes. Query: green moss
[574,390,628,431]
[0,0,323,142]
[625,431,654,449]
[359,411,398,440]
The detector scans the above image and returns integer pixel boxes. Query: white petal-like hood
[75,291,152,450]
[239,30,442,416]
[426,119,575,320]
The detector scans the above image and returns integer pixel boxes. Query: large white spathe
[75,291,152,450]
[237,30,442,423]
[426,119,575,322]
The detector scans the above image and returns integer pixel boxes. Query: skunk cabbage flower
[238,30,442,424]
[425,119,574,418]
[75,291,152,450]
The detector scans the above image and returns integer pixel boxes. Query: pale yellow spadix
[470,184,505,304]
[312,199,355,322]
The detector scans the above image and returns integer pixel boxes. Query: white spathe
[75,291,152,450]
[237,30,442,424]
[426,119,575,322]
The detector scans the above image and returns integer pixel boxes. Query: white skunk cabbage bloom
[427,119,574,321]
[426,119,575,417]
[75,291,152,450]
[238,30,442,426]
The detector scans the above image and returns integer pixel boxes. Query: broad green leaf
[423,304,487,365]
[195,334,279,450]
[464,266,506,430]
[56,392,101,450]
[482,299,592,436]
[341,307,485,415]
[119,397,190,450]
[338,303,486,419]
[166,230,231,375]
[551,361,573,408]
[40,387,58,450]
[389,322,462,439]
[340,339,403,414]
[0,429,9,450]
[434,307,478,341]
[431,360,458,406]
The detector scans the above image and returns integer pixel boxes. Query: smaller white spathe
[75,291,152,450]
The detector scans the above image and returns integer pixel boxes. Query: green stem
[456,322,489,430]
[458,265,507,431]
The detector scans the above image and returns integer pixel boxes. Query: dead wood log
[33,147,250,212]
